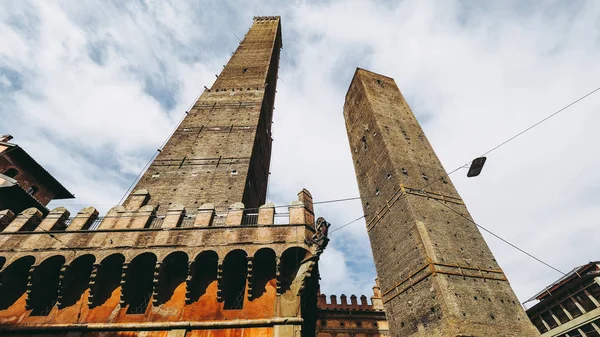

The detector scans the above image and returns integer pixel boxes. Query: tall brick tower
[344,68,539,336]
[0,16,324,337]
[125,14,281,215]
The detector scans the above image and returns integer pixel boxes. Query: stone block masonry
[344,68,539,336]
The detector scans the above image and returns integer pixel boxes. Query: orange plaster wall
[0,277,279,326]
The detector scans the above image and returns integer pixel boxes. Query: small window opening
[27,186,39,196]
[242,68,248,73]
[4,168,18,178]
[401,168,408,175]
[231,170,238,175]
[376,79,383,87]
[422,173,428,181]
[375,189,380,196]
[361,136,367,150]
[387,173,392,180]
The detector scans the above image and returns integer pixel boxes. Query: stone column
[129,205,156,229]
[0,209,15,231]
[162,204,185,228]
[4,207,42,232]
[67,206,99,231]
[195,203,215,226]
[226,202,244,226]
[98,206,125,230]
[124,189,150,210]
[258,202,275,225]
[36,207,70,232]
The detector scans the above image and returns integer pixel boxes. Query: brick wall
[344,68,539,336]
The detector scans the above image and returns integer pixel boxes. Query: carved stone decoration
[24,265,36,310]
[216,261,224,302]
[309,217,330,255]
[87,263,101,306]
[151,262,162,306]
[119,263,129,306]
[184,261,195,304]
[275,256,282,295]
[298,258,316,294]
[55,264,70,307]
[246,257,254,300]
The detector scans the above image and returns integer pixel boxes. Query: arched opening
[154,252,188,306]
[123,253,156,314]
[187,251,218,304]
[26,185,39,196]
[90,254,124,308]
[58,254,95,308]
[3,168,18,178]
[0,256,35,310]
[252,248,276,300]
[280,247,310,294]
[222,250,248,310]
[29,255,65,316]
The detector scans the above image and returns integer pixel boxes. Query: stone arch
[29,255,66,316]
[187,250,218,304]
[0,255,35,310]
[123,252,157,314]
[280,247,310,294]
[90,253,125,308]
[252,248,276,300]
[58,254,95,308]
[222,249,248,310]
[154,251,188,306]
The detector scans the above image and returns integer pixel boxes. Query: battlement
[0,188,316,234]
[318,280,385,312]
[253,16,280,21]
[0,188,325,330]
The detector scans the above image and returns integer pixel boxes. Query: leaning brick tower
[344,68,539,336]
[0,16,324,337]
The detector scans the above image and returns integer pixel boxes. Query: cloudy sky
[1,0,599,305]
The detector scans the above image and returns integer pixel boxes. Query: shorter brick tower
[344,68,539,336]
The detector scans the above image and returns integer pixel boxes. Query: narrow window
[242,68,248,73]
[361,136,367,150]
[27,186,39,196]
[3,167,18,178]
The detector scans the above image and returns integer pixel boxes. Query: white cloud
[1,0,599,303]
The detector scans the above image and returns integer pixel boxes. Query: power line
[324,84,600,272]
[116,89,205,206]
[427,195,565,275]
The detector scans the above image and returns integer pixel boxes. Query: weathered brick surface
[344,68,539,336]
[125,17,282,215]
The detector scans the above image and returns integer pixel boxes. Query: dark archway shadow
[186,251,218,304]
[90,254,124,308]
[123,252,156,314]
[154,251,188,306]
[223,250,248,310]
[252,248,276,300]
[58,254,95,308]
[0,256,35,310]
[29,255,65,316]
